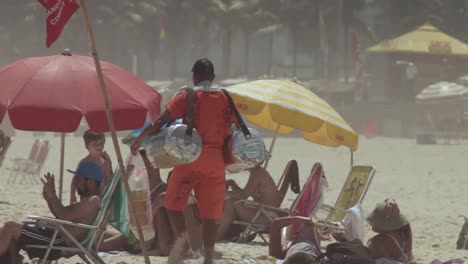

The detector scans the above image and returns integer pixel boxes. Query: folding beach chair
[457,215,468,250]
[0,135,12,168]
[24,140,50,181]
[24,166,127,264]
[6,139,48,184]
[314,165,375,239]
[234,162,325,243]
[231,160,300,242]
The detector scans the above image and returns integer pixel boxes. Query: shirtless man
[217,162,299,241]
[0,162,102,262]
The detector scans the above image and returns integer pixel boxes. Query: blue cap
[67,162,104,182]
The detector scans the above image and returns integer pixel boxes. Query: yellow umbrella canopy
[227,79,358,151]
[367,22,468,56]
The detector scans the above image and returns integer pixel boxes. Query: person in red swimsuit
[131,59,237,264]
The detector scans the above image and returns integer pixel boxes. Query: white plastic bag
[127,154,155,241]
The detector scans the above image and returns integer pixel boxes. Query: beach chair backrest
[290,162,324,217]
[288,163,325,241]
[0,136,12,167]
[328,165,375,222]
[276,160,298,207]
[84,165,129,251]
[28,139,41,161]
[33,140,49,174]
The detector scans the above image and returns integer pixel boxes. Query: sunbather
[269,216,321,264]
[366,198,414,264]
[0,162,103,263]
[268,198,408,264]
[100,149,168,253]
[217,162,299,241]
[100,150,203,257]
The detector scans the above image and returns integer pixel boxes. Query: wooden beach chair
[314,165,375,238]
[24,166,126,264]
[233,162,325,243]
[7,139,42,184]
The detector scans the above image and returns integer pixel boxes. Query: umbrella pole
[350,148,354,168]
[78,1,150,263]
[59,133,65,201]
[264,124,280,169]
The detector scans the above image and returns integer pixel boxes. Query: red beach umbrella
[0,51,161,132]
[0,50,161,199]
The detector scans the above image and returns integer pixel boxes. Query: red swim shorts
[165,149,226,220]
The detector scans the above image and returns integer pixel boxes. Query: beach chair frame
[233,163,325,243]
[6,139,49,184]
[23,168,124,264]
[230,160,298,243]
[0,135,12,168]
[459,215,468,249]
[315,165,375,234]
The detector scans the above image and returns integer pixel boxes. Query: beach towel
[342,205,365,241]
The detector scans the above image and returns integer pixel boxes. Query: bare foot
[188,248,222,260]
[203,247,219,264]
[168,232,189,264]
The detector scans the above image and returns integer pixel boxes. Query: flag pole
[77,1,151,263]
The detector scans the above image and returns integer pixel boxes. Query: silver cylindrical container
[225,128,267,173]
[144,124,202,168]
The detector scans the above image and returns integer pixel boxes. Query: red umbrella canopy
[0,52,161,132]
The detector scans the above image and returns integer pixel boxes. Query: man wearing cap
[0,162,102,262]
[131,58,238,264]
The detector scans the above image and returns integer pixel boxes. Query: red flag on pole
[38,0,80,48]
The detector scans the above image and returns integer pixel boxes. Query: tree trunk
[267,32,274,76]
[222,27,232,79]
[314,0,321,79]
[292,27,298,78]
[344,16,350,83]
[244,31,250,77]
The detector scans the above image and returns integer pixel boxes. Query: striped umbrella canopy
[416,81,468,103]
[227,79,358,153]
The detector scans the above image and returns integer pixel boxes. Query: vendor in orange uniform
[130,59,238,264]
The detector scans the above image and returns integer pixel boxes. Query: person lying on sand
[0,164,102,263]
[269,215,322,264]
[331,198,414,264]
[268,198,407,264]
[217,162,300,241]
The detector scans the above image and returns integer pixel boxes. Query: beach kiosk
[367,22,468,102]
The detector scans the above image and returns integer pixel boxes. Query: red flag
[38,0,80,48]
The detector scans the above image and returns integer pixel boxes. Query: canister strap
[221,89,251,139]
[180,87,195,144]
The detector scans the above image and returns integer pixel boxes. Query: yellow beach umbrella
[227,79,358,168]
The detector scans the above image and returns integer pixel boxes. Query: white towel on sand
[343,205,365,241]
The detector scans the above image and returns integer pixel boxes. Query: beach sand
[0,131,467,263]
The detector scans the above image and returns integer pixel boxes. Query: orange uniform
[165,86,236,220]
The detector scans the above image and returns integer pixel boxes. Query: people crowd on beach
[0,59,419,264]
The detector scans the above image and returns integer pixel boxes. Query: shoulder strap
[221,89,251,139]
[179,87,195,145]
[385,233,407,259]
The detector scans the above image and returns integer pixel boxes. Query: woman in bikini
[366,198,415,264]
